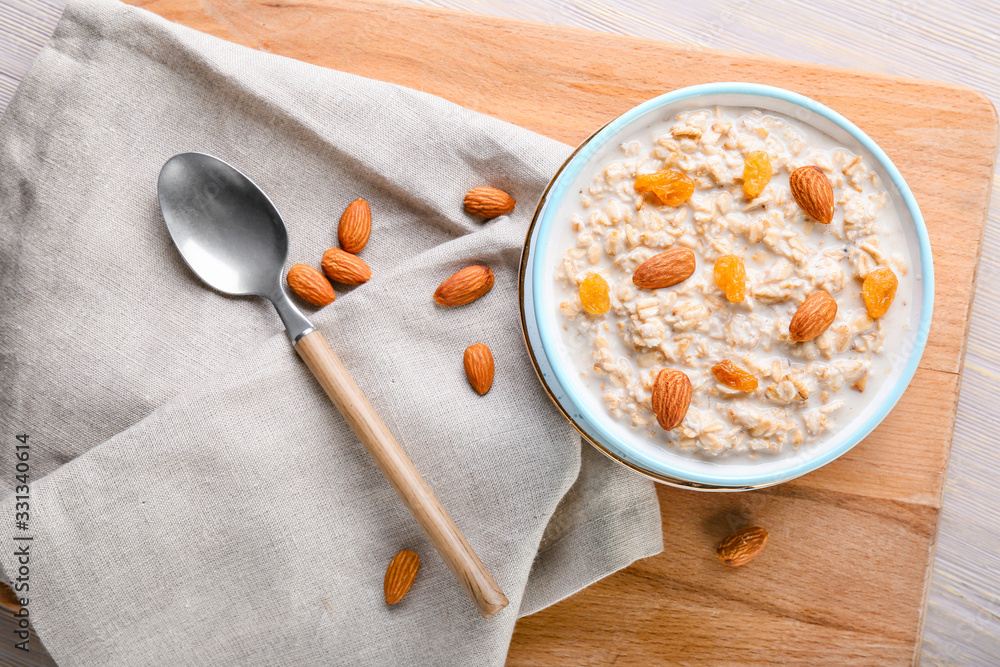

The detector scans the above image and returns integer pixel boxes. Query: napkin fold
[0,0,663,663]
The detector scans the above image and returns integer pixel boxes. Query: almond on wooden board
[384,549,420,604]
[788,290,838,342]
[789,166,834,224]
[632,248,696,290]
[338,198,372,254]
[651,368,692,430]
[322,247,373,285]
[717,526,768,567]
[463,343,495,395]
[286,263,335,307]
[464,187,516,218]
[434,265,494,306]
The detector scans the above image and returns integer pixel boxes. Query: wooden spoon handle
[294,330,509,618]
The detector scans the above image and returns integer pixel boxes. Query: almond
[717,526,768,567]
[651,368,692,430]
[632,248,696,290]
[788,290,838,342]
[789,166,834,223]
[434,265,494,306]
[338,198,371,254]
[463,343,495,395]
[286,264,335,307]
[384,549,420,604]
[464,187,515,219]
[322,247,372,285]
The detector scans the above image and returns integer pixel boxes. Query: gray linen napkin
[0,0,663,663]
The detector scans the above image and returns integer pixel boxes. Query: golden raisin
[862,267,898,319]
[634,170,695,206]
[712,360,758,392]
[742,151,772,199]
[579,273,610,315]
[713,255,746,303]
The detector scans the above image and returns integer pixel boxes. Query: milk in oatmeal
[553,107,911,459]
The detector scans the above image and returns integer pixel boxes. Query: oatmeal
[553,107,911,459]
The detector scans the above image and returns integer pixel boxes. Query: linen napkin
[0,0,663,664]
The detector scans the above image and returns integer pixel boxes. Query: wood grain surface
[1,0,997,664]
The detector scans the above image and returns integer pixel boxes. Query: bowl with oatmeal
[519,83,933,490]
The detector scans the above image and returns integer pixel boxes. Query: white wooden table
[2,0,997,664]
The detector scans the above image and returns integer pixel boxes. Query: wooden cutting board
[124,0,998,663]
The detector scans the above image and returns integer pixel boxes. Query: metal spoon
[157,152,508,618]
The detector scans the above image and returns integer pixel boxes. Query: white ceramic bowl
[519,83,934,490]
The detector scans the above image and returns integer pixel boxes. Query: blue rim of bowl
[519,82,935,489]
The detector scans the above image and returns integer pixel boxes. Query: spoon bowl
[158,153,312,342]
[158,152,287,298]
